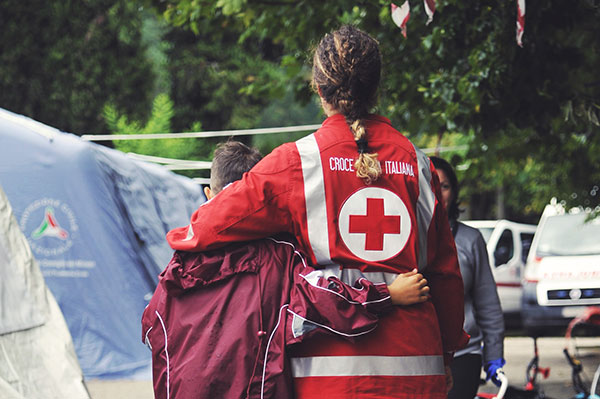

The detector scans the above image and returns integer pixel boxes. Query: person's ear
[317,86,323,97]
[204,186,213,200]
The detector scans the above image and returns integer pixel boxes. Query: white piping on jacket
[261,304,289,399]
[144,326,153,350]
[299,271,391,306]
[266,237,308,268]
[155,310,170,399]
[286,308,377,339]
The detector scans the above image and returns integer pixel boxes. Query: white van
[521,203,600,335]
[463,220,537,318]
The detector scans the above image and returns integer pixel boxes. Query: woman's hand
[387,269,430,305]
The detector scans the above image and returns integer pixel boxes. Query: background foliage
[1,0,598,220]
[0,0,155,134]
[146,0,600,220]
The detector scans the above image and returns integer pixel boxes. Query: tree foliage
[0,0,155,134]
[148,0,600,218]
[103,93,214,179]
[164,27,285,132]
[3,0,598,219]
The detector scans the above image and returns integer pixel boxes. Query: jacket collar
[321,113,392,128]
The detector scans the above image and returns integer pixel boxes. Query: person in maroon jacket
[142,141,430,399]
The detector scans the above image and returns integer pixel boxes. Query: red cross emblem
[349,198,401,251]
[338,187,411,262]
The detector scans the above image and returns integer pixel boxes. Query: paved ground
[86,337,600,399]
[86,379,153,399]
[478,336,600,398]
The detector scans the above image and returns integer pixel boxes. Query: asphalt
[478,336,600,398]
[85,337,600,399]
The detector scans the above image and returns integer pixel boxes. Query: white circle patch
[338,187,411,262]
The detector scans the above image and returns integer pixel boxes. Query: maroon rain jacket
[142,236,393,399]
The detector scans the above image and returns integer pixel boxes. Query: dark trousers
[447,353,482,399]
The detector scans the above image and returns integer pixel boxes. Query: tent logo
[20,198,78,256]
[31,207,69,240]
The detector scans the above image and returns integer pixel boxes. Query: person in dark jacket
[142,141,431,399]
[431,156,505,399]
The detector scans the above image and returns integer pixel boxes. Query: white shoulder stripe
[296,134,332,265]
[412,145,436,270]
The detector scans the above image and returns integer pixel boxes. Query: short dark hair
[210,141,262,193]
[430,156,460,221]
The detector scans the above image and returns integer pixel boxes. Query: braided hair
[312,25,382,185]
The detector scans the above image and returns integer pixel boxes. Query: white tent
[0,186,89,398]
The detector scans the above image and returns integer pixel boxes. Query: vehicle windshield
[477,227,494,244]
[536,213,600,256]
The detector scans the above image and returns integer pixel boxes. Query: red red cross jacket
[142,236,392,399]
[167,114,469,398]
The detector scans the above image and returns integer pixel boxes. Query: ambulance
[521,201,600,335]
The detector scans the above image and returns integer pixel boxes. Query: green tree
[103,93,215,179]
[0,0,156,134]
[164,27,284,132]
[148,0,600,218]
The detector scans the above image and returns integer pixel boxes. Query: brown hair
[312,25,382,185]
[210,141,262,193]
[430,156,461,221]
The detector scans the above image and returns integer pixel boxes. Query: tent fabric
[0,187,47,335]
[0,186,89,398]
[0,108,204,379]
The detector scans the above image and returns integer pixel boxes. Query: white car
[521,203,600,335]
[463,219,537,318]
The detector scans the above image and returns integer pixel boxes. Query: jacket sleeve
[286,261,394,345]
[426,163,470,362]
[166,144,299,251]
[470,231,505,363]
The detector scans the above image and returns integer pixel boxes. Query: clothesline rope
[80,124,323,141]
[87,124,467,174]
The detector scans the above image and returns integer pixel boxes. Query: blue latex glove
[485,358,506,387]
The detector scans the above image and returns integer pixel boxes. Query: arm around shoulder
[167,145,297,251]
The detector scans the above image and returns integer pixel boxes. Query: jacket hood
[161,242,261,296]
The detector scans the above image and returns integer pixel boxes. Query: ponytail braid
[350,119,381,185]
[312,25,382,185]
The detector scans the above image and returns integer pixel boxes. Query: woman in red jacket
[168,25,467,399]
